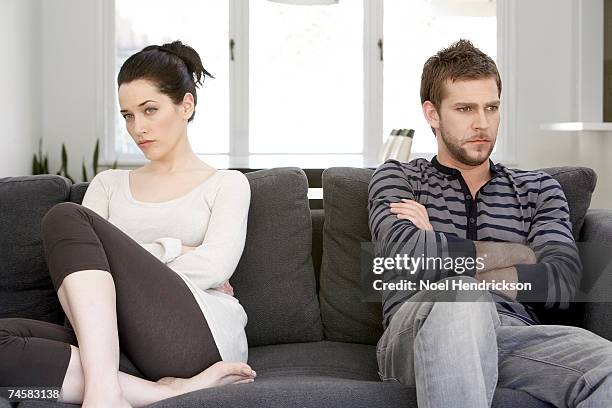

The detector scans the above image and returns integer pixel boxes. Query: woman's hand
[389,199,433,231]
[213,281,234,296]
[178,245,233,295]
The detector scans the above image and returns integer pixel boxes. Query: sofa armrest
[580,209,612,242]
[579,209,612,340]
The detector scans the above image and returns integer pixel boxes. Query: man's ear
[422,101,440,131]
[181,93,195,120]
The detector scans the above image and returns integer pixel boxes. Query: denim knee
[390,275,494,329]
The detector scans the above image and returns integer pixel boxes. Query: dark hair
[117,40,213,122]
[420,39,501,112]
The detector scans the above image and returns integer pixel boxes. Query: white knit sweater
[81,169,250,362]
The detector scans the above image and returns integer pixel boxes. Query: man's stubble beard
[438,121,495,166]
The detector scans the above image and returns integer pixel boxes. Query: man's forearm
[476,266,519,300]
[474,241,537,273]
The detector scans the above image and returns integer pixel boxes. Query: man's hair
[420,39,502,111]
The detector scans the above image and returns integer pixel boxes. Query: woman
[0,41,255,408]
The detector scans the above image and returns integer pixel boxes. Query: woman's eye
[123,114,133,120]
[145,107,157,114]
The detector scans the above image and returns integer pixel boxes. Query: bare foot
[158,361,256,398]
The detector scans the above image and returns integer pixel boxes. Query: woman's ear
[181,93,195,120]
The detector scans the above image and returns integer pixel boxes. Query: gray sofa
[1,165,611,408]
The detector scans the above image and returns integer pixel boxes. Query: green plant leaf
[93,139,99,175]
[43,156,49,173]
[32,155,39,175]
[82,159,88,182]
[61,144,68,165]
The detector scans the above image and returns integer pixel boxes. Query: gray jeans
[377,276,612,408]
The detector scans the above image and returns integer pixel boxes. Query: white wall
[41,0,101,183]
[510,0,611,210]
[38,0,611,208]
[0,0,41,177]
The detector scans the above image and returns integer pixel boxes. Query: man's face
[432,77,500,166]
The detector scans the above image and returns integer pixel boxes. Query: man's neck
[436,152,492,195]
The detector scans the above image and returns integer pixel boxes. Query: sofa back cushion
[0,175,70,324]
[72,167,323,347]
[535,166,597,239]
[319,165,596,344]
[232,168,323,346]
[320,168,381,344]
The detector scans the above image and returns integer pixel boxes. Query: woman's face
[118,79,193,161]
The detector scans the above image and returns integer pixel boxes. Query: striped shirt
[368,156,582,329]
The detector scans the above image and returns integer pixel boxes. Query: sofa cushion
[13,377,551,408]
[248,341,379,381]
[537,167,597,240]
[14,340,552,408]
[319,165,597,345]
[0,176,70,325]
[232,168,323,346]
[320,168,381,345]
[69,182,88,204]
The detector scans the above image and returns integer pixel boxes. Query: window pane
[115,0,229,155]
[249,0,364,154]
[383,0,496,154]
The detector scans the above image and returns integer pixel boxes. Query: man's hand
[476,266,518,300]
[389,199,433,231]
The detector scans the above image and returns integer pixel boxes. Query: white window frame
[98,0,516,168]
[495,0,517,166]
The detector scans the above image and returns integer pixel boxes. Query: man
[368,39,612,407]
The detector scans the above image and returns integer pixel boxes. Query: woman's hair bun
[157,40,214,86]
[119,40,213,122]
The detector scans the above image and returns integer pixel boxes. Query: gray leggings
[0,202,221,389]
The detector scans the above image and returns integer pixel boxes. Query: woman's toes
[220,362,255,378]
[238,364,255,377]
[234,378,255,385]
[165,361,258,397]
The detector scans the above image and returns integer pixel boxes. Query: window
[108,0,507,168]
[249,0,363,158]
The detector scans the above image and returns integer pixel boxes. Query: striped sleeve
[368,160,477,324]
[515,173,582,309]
